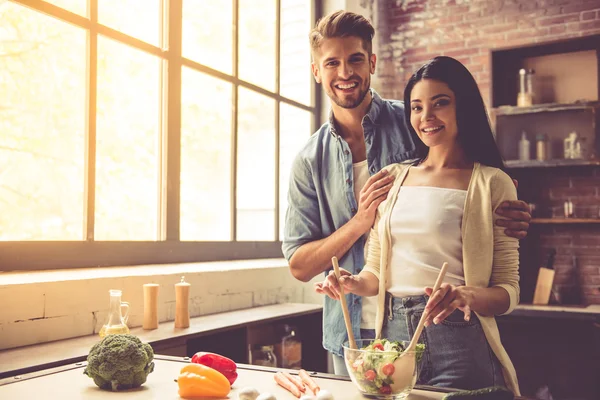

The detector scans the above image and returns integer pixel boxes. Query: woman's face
[409,79,458,149]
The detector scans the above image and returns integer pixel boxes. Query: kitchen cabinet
[497,308,600,400]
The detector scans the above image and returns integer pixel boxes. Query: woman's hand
[314,269,362,300]
[423,283,475,326]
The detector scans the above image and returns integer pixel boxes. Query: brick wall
[374,0,600,103]
[373,0,600,305]
[514,167,600,305]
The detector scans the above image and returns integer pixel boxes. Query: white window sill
[0,258,290,285]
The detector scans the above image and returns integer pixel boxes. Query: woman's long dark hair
[403,56,505,170]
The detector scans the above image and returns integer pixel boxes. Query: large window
[0,0,319,270]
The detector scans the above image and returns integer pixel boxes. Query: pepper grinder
[143,283,159,330]
[174,276,190,328]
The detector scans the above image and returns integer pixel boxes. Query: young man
[282,10,531,376]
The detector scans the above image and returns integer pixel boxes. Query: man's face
[311,37,376,109]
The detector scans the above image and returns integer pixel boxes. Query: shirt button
[344,150,350,155]
[370,167,376,173]
[346,179,351,184]
[351,208,357,213]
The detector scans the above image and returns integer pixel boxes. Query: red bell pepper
[191,352,238,385]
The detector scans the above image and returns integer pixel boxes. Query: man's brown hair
[309,10,375,59]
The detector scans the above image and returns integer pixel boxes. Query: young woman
[316,56,520,395]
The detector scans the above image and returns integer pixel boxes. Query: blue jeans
[331,328,376,376]
[382,294,505,390]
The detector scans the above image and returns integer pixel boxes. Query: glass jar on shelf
[249,345,277,368]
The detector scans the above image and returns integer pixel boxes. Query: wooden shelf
[493,101,600,116]
[505,159,600,168]
[530,218,600,224]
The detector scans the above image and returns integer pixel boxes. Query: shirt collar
[328,89,383,137]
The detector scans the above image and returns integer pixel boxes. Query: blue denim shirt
[282,90,420,356]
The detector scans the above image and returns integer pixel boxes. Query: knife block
[533,267,555,305]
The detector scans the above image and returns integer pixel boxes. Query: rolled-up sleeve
[490,170,521,315]
[281,154,321,261]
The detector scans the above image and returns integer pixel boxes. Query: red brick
[581,285,600,295]
[538,14,581,26]
[465,37,488,48]
[579,256,600,267]
[477,71,490,82]
[582,294,600,304]
[540,235,573,246]
[589,276,600,284]
[467,63,484,73]
[553,273,576,284]
[427,40,466,53]
[481,22,519,34]
[543,7,563,17]
[392,13,413,24]
[580,19,600,30]
[563,3,599,15]
[581,10,597,20]
[550,25,568,34]
[402,46,429,56]
[579,266,600,275]
[465,12,482,21]
[517,19,536,29]
[405,53,437,64]
[470,54,491,65]
[506,28,546,40]
[405,3,426,14]
[472,16,494,26]
[438,14,464,25]
[550,186,597,199]
[443,48,480,58]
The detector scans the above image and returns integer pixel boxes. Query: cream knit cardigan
[363,162,521,395]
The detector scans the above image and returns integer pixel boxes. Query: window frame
[2,0,322,271]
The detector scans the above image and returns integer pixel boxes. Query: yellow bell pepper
[177,363,231,398]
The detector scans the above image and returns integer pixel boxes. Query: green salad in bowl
[343,339,425,399]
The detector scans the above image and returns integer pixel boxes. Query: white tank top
[352,160,377,329]
[388,186,466,297]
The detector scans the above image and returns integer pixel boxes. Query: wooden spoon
[331,256,357,349]
[390,262,449,390]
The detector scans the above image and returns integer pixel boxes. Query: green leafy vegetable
[84,334,155,391]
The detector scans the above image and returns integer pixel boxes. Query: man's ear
[369,53,377,75]
[311,62,321,84]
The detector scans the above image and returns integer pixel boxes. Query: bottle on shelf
[536,134,549,161]
[518,131,531,161]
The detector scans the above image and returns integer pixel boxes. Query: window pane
[95,37,160,240]
[43,0,87,16]
[180,68,233,241]
[280,0,312,105]
[279,104,311,239]
[239,0,276,91]
[0,3,86,240]
[237,88,276,241]
[182,0,232,74]
[98,0,160,46]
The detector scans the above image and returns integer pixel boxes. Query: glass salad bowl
[343,339,424,400]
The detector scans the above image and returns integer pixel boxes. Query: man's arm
[288,169,394,282]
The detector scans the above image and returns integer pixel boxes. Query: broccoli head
[84,334,155,391]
